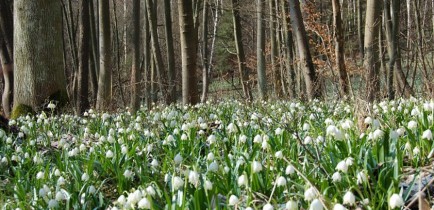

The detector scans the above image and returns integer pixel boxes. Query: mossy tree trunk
[13,0,68,118]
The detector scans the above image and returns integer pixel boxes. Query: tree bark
[269,0,282,98]
[200,0,209,103]
[363,0,382,102]
[357,0,364,56]
[13,0,68,117]
[256,0,267,100]
[76,0,90,115]
[288,0,321,100]
[332,0,349,97]
[130,0,141,112]
[281,0,296,98]
[164,0,176,104]
[0,0,13,117]
[231,0,252,101]
[96,0,112,110]
[178,0,199,105]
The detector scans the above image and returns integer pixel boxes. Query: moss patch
[11,104,34,119]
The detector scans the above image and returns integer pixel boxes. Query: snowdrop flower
[275,151,283,159]
[276,176,287,187]
[309,199,323,210]
[364,117,372,124]
[343,191,355,206]
[286,164,295,175]
[275,128,283,135]
[54,169,61,176]
[106,150,114,158]
[332,172,341,182]
[303,123,310,131]
[227,123,237,133]
[88,185,96,194]
[408,120,417,131]
[188,171,200,187]
[121,145,128,154]
[422,129,432,140]
[345,157,354,166]
[36,171,44,180]
[285,200,298,210]
[174,153,183,165]
[336,160,348,173]
[372,129,384,140]
[390,130,399,140]
[304,186,317,201]
[253,134,262,143]
[413,147,420,155]
[239,134,247,143]
[262,140,269,150]
[123,169,133,179]
[151,159,159,167]
[204,180,213,191]
[47,102,56,109]
[228,195,239,206]
[304,136,312,144]
[208,161,219,172]
[357,171,368,184]
[138,197,151,209]
[55,190,69,201]
[172,176,184,191]
[263,203,274,210]
[48,199,59,208]
[404,142,412,151]
[117,195,127,205]
[238,174,247,186]
[252,161,263,173]
[81,173,89,182]
[181,133,188,140]
[146,186,156,197]
[389,194,404,209]
[207,152,215,161]
[333,204,347,210]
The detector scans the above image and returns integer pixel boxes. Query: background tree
[256,0,267,100]
[332,0,349,97]
[0,0,13,117]
[76,0,90,114]
[13,0,68,118]
[178,0,199,105]
[130,0,141,112]
[96,0,111,110]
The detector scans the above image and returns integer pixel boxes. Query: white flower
[204,180,213,191]
[336,160,348,173]
[88,185,96,194]
[263,203,274,210]
[408,120,417,131]
[343,191,355,206]
[390,130,399,140]
[285,200,298,210]
[422,129,432,140]
[188,171,200,187]
[303,123,310,131]
[275,128,283,135]
[172,176,184,191]
[372,129,384,140]
[286,165,295,175]
[304,136,312,144]
[389,194,404,209]
[238,174,247,186]
[332,172,341,182]
[47,102,56,109]
[304,186,317,201]
[81,173,89,182]
[208,161,219,172]
[55,190,67,201]
[345,157,354,166]
[123,169,134,179]
[262,140,269,150]
[253,134,262,143]
[357,171,368,184]
[239,135,247,143]
[146,186,156,197]
[48,199,58,208]
[106,150,114,158]
[252,161,263,173]
[207,152,215,161]
[275,151,283,159]
[276,176,287,187]
[309,199,323,210]
[36,171,44,180]
[174,153,183,165]
[151,159,159,167]
[228,195,239,206]
[121,145,128,154]
[413,147,420,155]
[138,197,151,209]
[364,117,372,124]
[333,203,347,210]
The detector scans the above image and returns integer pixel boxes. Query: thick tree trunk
[76,0,90,114]
[13,0,68,118]
[288,0,321,100]
[332,0,349,97]
[363,0,382,102]
[256,0,267,100]
[130,0,141,112]
[164,0,176,104]
[178,0,199,105]
[231,0,252,101]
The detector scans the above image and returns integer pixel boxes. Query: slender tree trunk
[13,0,68,118]
[256,0,267,100]
[89,1,99,103]
[146,0,167,103]
[164,0,176,104]
[363,0,382,102]
[143,2,151,108]
[96,0,112,110]
[0,0,13,117]
[76,0,90,114]
[200,0,209,103]
[269,0,282,98]
[178,0,199,105]
[231,0,252,101]
[332,0,349,97]
[357,0,364,57]
[288,0,321,100]
[130,0,141,112]
[281,0,296,98]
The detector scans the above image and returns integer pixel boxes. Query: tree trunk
[96,0,112,110]
[231,0,252,101]
[146,0,167,103]
[13,0,68,118]
[363,0,382,102]
[130,0,141,112]
[256,0,267,100]
[288,0,321,100]
[332,0,349,97]
[76,0,90,115]
[0,0,13,117]
[269,0,282,98]
[281,0,296,98]
[143,2,151,108]
[200,0,209,103]
[357,0,364,56]
[89,1,99,103]
[164,0,176,104]
[178,0,199,105]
